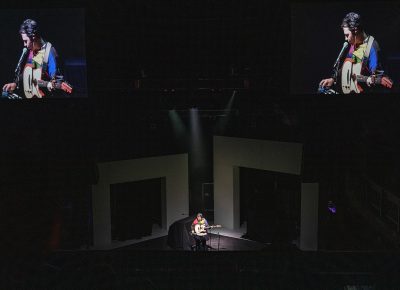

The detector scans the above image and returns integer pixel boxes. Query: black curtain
[240,168,300,245]
[167,215,196,250]
[110,178,162,241]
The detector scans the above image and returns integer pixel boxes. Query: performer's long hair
[341,12,363,32]
[19,19,39,39]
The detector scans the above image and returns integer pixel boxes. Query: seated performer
[319,12,392,94]
[191,213,210,251]
[2,19,71,98]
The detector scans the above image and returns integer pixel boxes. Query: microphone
[14,47,28,74]
[333,41,349,69]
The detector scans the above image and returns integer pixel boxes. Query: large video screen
[0,8,87,99]
[291,1,400,95]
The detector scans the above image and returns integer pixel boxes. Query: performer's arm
[2,82,17,92]
[191,220,197,233]
[45,48,58,91]
[47,48,58,79]
[366,45,380,87]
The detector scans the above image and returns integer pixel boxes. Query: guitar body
[23,65,45,98]
[22,65,73,99]
[193,224,222,236]
[194,224,208,236]
[341,59,362,94]
[341,58,393,94]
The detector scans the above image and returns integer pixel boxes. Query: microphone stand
[209,229,211,250]
[13,48,28,89]
[332,42,349,84]
[332,60,341,85]
[207,228,214,251]
[14,68,22,89]
[318,42,348,94]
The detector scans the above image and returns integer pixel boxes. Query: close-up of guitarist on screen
[2,19,72,99]
[319,12,393,94]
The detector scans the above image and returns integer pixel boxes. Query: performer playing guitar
[193,223,222,236]
[319,12,393,94]
[340,57,392,94]
[2,19,72,98]
[191,213,221,251]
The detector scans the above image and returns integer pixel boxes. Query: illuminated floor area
[86,222,257,251]
[115,233,268,251]
[113,222,269,251]
[207,221,247,239]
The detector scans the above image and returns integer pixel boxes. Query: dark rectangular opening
[240,167,300,245]
[110,177,164,241]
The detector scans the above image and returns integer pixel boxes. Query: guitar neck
[205,225,221,229]
[36,79,73,94]
[37,79,62,90]
[356,75,380,85]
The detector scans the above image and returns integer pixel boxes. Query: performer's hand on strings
[47,81,54,91]
[366,75,375,87]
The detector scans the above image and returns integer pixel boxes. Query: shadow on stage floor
[116,233,269,251]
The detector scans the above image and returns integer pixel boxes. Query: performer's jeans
[193,235,208,251]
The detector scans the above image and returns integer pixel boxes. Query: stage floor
[86,222,271,251]
[117,233,268,251]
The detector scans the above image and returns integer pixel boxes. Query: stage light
[215,89,236,133]
[189,107,205,169]
[168,109,186,138]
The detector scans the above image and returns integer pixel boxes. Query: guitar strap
[42,42,52,75]
[363,36,374,61]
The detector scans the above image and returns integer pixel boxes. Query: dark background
[0,0,400,288]
[0,0,399,261]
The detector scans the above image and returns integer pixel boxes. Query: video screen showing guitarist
[191,213,210,251]
[2,19,72,99]
[319,12,393,94]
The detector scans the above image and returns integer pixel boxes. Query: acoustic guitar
[193,224,222,236]
[23,65,73,98]
[341,58,393,94]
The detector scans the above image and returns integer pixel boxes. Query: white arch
[213,136,303,230]
[92,154,189,248]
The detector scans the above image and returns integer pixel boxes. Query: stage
[116,233,269,251]
[85,222,271,251]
